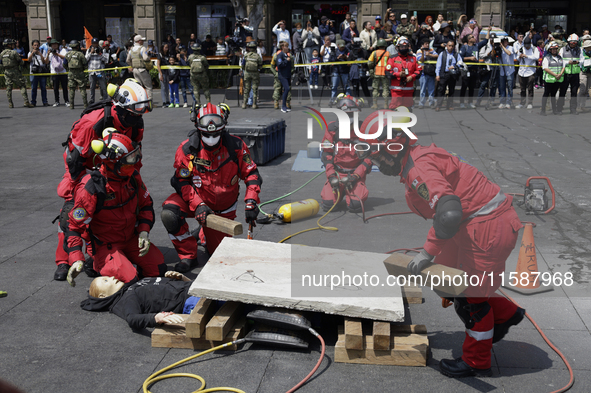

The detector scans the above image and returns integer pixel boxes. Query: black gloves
[245,199,259,227]
[195,203,214,226]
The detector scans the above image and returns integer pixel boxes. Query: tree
[231,0,265,40]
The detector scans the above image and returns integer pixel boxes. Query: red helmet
[91,131,141,177]
[335,94,362,113]
[196,103,227,133]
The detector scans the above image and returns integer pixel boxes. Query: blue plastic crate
[226,118,286,165]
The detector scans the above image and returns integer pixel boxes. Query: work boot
[286,101,291,109]
[274,100,279,109]
[24,102,34,108]
[54,263,70,281]
[493,307,525,343]
[175,258,197,273]
[252,103,258,109]
[70,104,75,110]
[370,103,378,109]
[383,102,389,109]
[8,101,14,109]
[439,358,492,378]
[241,102,247,109]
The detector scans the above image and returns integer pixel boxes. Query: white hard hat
[111,78,152,114]
[567,34,579,42]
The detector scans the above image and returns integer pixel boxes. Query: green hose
[258,170,326,216]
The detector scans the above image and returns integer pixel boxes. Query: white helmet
[397,37,410,47]
[108,78,152,114]
[548,41,559,50]
[567,34,579,42]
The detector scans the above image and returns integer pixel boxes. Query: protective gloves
[407,249,434,275]
[67,261,84,287]
[245,199,259,227]
[138,231,150,257]
[195,203,214,226]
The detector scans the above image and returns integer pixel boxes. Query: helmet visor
[198,114,225,132]
[120,147,141,165]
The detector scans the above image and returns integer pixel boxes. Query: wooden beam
[391,324,428,334]
[372,321,391,351]
[206,215,243,236]
[383,253,468,296]
[344,317,364,350]
[335,325,429,367]
[402,284,423,304]
[205,301,244,341]
[185,298,216,339]
[152,317,247,351]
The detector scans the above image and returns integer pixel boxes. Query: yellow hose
[278,191,340,243]
[143,340,247,393]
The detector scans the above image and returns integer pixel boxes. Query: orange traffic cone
[503,223,553,294]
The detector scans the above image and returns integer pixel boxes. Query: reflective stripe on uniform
[169,231,193,241]
[466,328,494,341]
[216,201,238,215]
[469,191,506,219]
[390,86,415,90]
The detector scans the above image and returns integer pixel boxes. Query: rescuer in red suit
[363,122,526,378]
[161,103,262,273]
[320,94,372,212]
[64,132,165,287]
[54,79,152,282]
[385,37,421,110]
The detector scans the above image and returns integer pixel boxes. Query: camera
[235,18,246,27]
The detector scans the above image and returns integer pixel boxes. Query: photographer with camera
[320,36,336,88]
[86,37,109,105]
[498,37,515,109]
[435,40,464,111]
[476,29,499,107]
[48,39,69,107]
[272,20,291,50]
[27,39,50,107]
[459,32,488,108]
[349,37,370,98]
[329,40,352,105]
[433,22,454,54]
[515,37,539,109]
[342,20,359,46]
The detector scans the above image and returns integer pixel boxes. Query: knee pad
[161,205,182,234]
[453,297,491,330]
[348,199,362,212]
[321,199,335,212]
[59,200,75,233]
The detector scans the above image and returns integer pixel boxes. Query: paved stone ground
[0,89,590,393]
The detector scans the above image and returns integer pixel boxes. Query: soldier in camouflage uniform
[551,30,567,51]
[64,40,88,110]
[1,38,34,108]
[188,42,210,105]
[241,41,263,109]
[395,15,415,40]
[271,42,293,109]
[368,39,391,109]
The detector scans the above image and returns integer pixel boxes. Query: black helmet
[246,41,257,48]
[190,42,201,51]
[69,40,80,48]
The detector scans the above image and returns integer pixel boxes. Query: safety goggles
[198,114,225,132]
[120,147,141,166]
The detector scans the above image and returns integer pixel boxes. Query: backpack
[190,56,205,73]
[1,49,17,68]
[245,54,259,72]
[66,51,83,70]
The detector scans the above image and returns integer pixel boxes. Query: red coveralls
[385,53,421,109]
[56,107,144,267]
[320,123,373,209]
[66,167,164,283]
[162,134,261,257]
[400,144,523,369]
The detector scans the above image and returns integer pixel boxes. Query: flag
[84,26,93,50]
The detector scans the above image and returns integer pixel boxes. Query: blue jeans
[169,82,179,104]
[179,76,195,104]
[31,75,48,105]
[499,73,514,105]
[310,71,319,85]
[477,71,500,101]
[331,72,350,99]
[419,74,435,106]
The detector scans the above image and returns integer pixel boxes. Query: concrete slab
[189,238,405,322]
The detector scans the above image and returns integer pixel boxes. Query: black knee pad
[59,200,75,233]
[453,297,491,330]
[161,205,183,234]
[321,199,334,212]
[348,199,362,212]
[158,263,168,277]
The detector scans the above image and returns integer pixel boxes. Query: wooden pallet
[151,298,246,350]
[402,284,423,304]
[335,319,429,367]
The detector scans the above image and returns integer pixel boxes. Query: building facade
[5,0,590,52]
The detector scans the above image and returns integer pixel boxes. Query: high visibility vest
[369,49,388,76]
[562,47,581,74]
[543,55,564,83]
[582,52,591,74]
